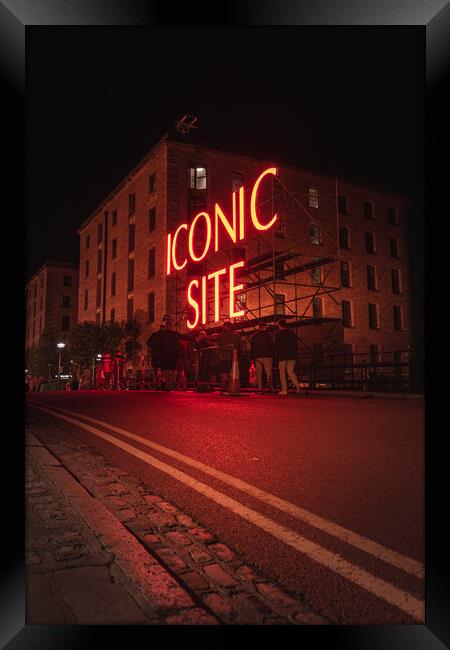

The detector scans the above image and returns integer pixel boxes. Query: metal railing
[297,350,411,393]
[89,348,412,394]
[194,344,235,389]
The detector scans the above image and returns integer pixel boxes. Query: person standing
[274,319,301,395]
[217,321,241,391]
[101,352,113,389]
[158,321,182,391]
[113,350,126,389]
[147,324,165,389]
[194,330,214,388]
[250,322,275,392]
[176,338,189,390]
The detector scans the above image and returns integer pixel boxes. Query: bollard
[225,349,241,395]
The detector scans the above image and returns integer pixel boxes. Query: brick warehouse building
[77,131,412,372]
[25,261,79,348]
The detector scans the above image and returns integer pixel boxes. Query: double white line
[28,401,424,621]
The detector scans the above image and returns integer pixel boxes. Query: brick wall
[76,136,412,358]
[26,263,79,348]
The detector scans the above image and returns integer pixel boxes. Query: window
[275,293,285,315]
[235,292,246,322]
[388,207,398,225]
[339,226,349,249]
[275,214,287,238]
[98,223,103,243]
[96,279,102,307]
[365,232,375,254]
[148,207,156,233]
[97,249,103,273]
[310,223,321,245]
[390,237,400,258]
[370,345,379,366]
[338,194,348,214]
[363,201,374,220]
[340,260,350,287]
[309,188,320,208]
[112,238,117,259]
[149,172,156,194]
[148,247,156,278]
[342,300,352,327]
[128,192,136,216]
[393,305,403,331]
[40,296,43,311]
[84,289,88,311]
[368,303,379,329]
[86,234,90,249]
[147,292,155,323]
[112,209,117,226]
[128,259,134,292]
[85,260,89,278]
[232,172,245,192]
[188,165,207,190]
[311,261,321,286]
[63,275,72,287]
[391,269,401,294]
[110,308,115,323]
[127,298,134,321]
[33,301,36,317]
[62,295,71,308]
[34,284,37,298]
[128,223,135,252]
[312,296,323,318]
[367,265,377,291]
[111,272,116,296]
[62,315,70,331]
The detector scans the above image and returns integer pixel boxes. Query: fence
[191,347,411,393]
[298,350,411,393]
[83,347,412,394]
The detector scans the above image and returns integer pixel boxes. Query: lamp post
[57,342,65,390]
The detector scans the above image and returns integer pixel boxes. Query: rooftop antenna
[174,114,198,135]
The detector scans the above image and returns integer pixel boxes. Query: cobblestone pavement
[26,413,331,625]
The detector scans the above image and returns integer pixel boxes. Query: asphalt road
[26,390,424,624]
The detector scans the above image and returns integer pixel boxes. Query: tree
[123,319,142,363]
[26,327,63,378]
[66,321,126,370]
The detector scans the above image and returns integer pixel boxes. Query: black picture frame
[3,1,448,647]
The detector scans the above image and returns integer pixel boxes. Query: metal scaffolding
[172,173,342,353]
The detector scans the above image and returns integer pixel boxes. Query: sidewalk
[26,417,330,625]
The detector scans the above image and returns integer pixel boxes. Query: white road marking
[28,400,424,579]
[29,402,424,621]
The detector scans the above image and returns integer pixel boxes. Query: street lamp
[57,342,65,390]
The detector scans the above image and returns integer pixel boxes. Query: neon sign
[167,168,278,328]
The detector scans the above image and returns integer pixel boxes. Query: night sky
[26,26,425,281]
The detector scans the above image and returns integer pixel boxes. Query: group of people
[250,319,301,395]
[95,350,127,389]
[146,318,301,395]
[25,320,302,395]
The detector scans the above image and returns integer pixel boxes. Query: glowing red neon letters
[167,167,278,327]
